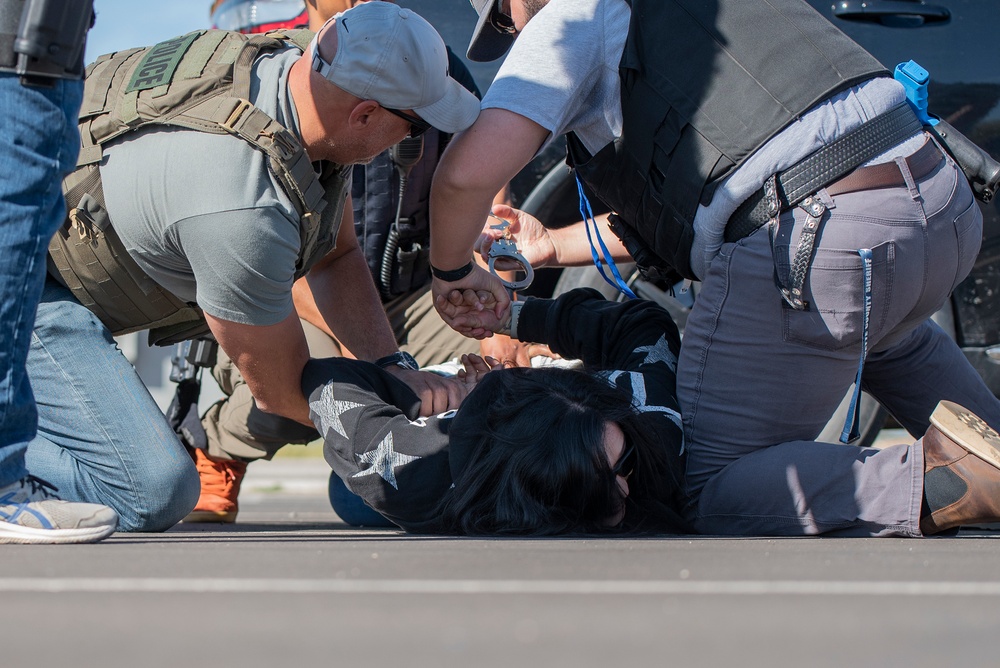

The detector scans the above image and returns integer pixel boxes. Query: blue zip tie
[841,248,873,444]
[575,173,637,299]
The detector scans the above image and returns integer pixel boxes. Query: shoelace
[22,475,61,500]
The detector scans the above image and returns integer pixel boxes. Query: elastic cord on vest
[575,173,637,299]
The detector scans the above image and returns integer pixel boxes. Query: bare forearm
[550,215,632,266]
[303,245,398,362]
[430,109,549,271]
[207,311,313,425]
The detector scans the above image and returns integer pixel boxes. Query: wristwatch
[374,351,420,371]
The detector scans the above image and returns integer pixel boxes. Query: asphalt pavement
[4,430,1000,668]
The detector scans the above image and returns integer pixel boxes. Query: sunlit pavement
[4,428,1000,668]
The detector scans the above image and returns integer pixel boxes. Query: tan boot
[183,448,247,523]
[920,400,1000,535]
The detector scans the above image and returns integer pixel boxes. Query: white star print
[309,383,364,440]
[604,370,685,454]
[351,432,420,489]
[634,335,677,372]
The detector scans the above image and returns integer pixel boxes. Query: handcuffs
[486,214,534,294]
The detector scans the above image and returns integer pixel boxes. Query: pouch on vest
[48,168,210,344]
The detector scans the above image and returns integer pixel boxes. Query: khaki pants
[201,285,478,461]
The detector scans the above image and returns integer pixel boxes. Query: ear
[347,100,381,131]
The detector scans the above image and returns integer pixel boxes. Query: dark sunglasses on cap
[490,0,517,35]
[611,439,637,480]
[384,106,431,138]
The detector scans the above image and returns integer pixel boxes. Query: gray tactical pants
[681,143,1000,536]
[201,285,478,461]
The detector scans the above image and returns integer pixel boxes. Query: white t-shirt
[100,48,313,326]
[481,0,921,279]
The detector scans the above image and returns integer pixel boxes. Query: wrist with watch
[374,351,420,371]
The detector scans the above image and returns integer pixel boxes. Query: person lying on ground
[303,288,690,535]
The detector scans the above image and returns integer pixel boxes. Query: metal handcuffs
[486,214,534,292]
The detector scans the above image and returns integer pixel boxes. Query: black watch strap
[374,351,420,371]
[430,261,474,282]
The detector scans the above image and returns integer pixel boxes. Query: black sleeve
[302,359,454,533]
[517,288,681,374]
[516,288,685,486]
[446,46,481,99]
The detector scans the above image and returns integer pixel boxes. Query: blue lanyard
[840,248,873,444]
[575,173,637,300]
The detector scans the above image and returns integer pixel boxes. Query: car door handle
[832,1,951,25]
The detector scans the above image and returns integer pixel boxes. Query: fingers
[412,374,467,417]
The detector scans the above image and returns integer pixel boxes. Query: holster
[0,0,94,83]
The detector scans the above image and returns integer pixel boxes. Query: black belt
[724,103,923,243]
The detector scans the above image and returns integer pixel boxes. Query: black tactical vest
[353,129,445,302]
[568,0,888,279]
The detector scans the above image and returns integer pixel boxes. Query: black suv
[407,0,1000,445]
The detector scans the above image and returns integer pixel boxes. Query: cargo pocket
[779,241,894,351]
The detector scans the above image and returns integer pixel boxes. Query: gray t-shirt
[482,0,922,280]
[101,48,309,326]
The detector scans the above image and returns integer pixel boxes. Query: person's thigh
[0,75,82,484]
[864,321,1000,438]
[26,280,199,531]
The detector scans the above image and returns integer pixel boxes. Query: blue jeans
[0,74,83,488]
[23,279,200,531]
[328,471,395,527]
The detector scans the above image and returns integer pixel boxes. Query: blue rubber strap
[841,248,873,444]
[575,173,637,299]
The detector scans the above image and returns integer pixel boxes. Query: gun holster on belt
[0,0,94,86]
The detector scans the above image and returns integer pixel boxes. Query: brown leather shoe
[920,400,1000,535]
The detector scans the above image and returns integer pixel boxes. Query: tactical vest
[48,29,350,345]
[568,0,888,279]
[353,129,446,302]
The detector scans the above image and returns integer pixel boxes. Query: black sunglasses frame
[490,0,517,35]
[384,106,431,138]
[611,439,637,480]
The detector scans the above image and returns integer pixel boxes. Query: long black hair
[438,367,688,536]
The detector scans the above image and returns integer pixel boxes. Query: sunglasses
[611,439,636,480]
[489,0,517,35]
[384,106,431,138]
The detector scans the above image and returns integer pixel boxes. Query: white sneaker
[0,476,118,544]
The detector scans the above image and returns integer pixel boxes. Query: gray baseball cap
[467,0,515,62]
[311,2,480,133]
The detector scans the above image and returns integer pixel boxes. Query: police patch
[126,32,201,92]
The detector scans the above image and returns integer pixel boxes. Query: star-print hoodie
[301,288,685,533]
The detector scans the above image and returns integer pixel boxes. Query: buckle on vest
[221,98,253,134]
[260,128,297,162]
[69,208,99,243]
